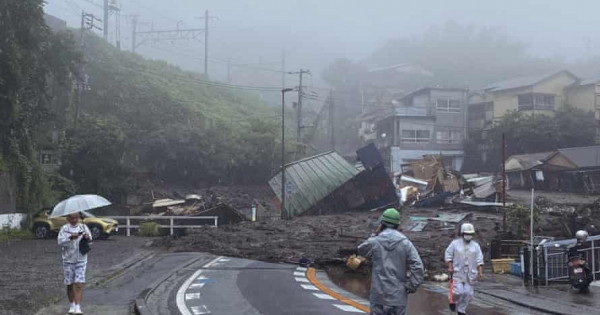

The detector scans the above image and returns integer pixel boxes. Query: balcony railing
[395,106,432,117]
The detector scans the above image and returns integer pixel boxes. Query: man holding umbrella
[52,194,111,315]
[58,213,92,314]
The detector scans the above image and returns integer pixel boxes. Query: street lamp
[281,88,294,220]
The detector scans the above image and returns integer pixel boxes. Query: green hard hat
[380,208,400,225]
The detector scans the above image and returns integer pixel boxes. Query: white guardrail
[111,216,219,236]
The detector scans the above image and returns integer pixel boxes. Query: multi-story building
[375,87,468,172]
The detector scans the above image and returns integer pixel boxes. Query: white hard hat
[576,230,589,241]
[461,223,475,234]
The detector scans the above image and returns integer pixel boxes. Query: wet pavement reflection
[327,268,516,315]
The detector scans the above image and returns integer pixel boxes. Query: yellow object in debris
[491,258,515,274]
[346,254,366,270]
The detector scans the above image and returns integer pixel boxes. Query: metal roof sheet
[505,152,555,171]
[268,151,359,216]
[558,146,600,168]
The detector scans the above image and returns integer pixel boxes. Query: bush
[138,221,160,237]
[506,204,540,239]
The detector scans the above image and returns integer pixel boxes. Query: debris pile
[154,207,500,278]
[394,155,504,208]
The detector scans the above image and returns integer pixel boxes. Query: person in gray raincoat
[358,208,424,315]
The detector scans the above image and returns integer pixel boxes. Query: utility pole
[502,132,507,232]
[281,49,286,89]
[103,0,109,40]
[131,15,137,52]
[281,88,294,220]
[329,90,335,150]
[289,69,310,156]
[194,10,216,76]
[204,10,209,76]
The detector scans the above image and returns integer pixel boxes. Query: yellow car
[32,208,119,240]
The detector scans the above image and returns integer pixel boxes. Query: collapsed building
[268,145,398,216]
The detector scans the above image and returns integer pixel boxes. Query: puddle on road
[325,266,513,315]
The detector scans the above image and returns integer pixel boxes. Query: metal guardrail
[533,235,600,285]
[111,215,218,236]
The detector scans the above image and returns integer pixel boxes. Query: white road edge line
[295,277,310,283]
[176,256,223,315]
[300,284,319,290]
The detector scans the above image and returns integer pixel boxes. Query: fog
[44,0,600,87]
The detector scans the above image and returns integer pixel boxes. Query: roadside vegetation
[1,0,283,221]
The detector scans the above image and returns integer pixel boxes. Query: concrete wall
[0,172,17,215]
[0,213,26,230]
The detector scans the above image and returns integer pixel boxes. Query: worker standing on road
[445,223,484,315]
[58,213,92,315]
[358,208,424,315]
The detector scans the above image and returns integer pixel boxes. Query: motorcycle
[567,256,591,292]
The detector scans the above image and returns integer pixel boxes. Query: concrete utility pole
[103,0,109,40]
[502,132,507,232]
[77,11,102,129]
[281,49,286,89]
[289,69,310,155]
[281,88,295,220]
[204,10,209,75]
[329,90,335,150]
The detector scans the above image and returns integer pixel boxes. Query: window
[402,129,430,143]
[436,99,461,113]
[518,93,555,111]
[436,131,462,144]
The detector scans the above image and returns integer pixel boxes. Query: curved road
[169,256,365,315]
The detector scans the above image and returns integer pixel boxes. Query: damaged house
[506,146,600,193]
[268,148,397,216]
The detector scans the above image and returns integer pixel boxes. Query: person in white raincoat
[444,223,484,315]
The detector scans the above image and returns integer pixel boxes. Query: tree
[0,0,79,212]
[465,107,597,171]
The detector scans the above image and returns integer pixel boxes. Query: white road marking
[312,293,336,300]
[218,258,230,262]
[176,256,223,315]
[189,283,205,289]
[296,267,308,272]
[185,293,201,300]
[190,305,210,314]
[293,271,305,276]
[300,284,319,290]
[295,277,309,283]
[333,304,365,313]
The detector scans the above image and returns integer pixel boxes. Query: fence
[111,216,218,236]
[530,235,600,285]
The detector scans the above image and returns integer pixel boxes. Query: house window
[518,93,555,111]
[402,129,430,143]
[436,131,462,144]
[436,99,461,113]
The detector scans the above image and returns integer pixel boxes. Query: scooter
[568,256,591,292]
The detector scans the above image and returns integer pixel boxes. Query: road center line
[176,256,223,315]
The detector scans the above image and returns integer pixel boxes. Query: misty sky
[45,0,600,85]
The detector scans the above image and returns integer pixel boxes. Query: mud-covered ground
[154,206,501,278]
[0,236,154,315]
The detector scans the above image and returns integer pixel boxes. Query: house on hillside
[374,87,468,173]
[505,146,600,193]
[468,70,579,135]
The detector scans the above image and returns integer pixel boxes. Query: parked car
[32,208,119,240]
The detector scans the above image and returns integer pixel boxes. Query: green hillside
[61,33,282,201]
